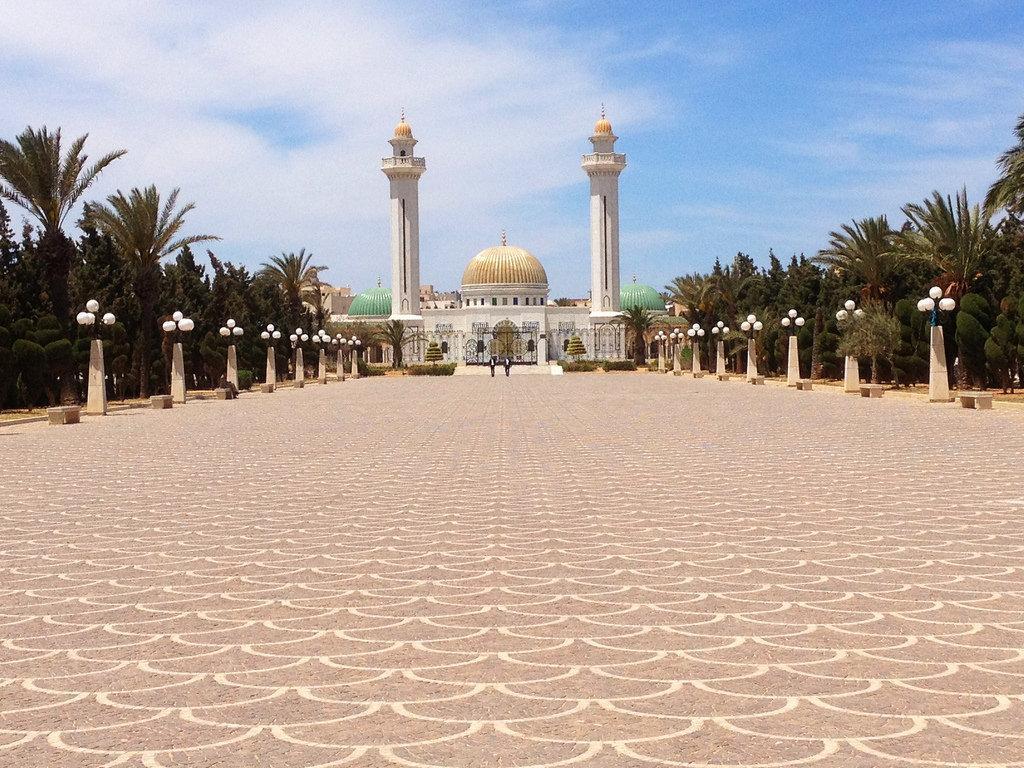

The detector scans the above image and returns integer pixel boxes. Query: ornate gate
[464,320,538,365]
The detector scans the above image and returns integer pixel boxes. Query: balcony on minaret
[582,110,626,174]
[382,155,426,174]
[382,113,427,178]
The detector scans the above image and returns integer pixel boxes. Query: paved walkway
[2,375,1023,767]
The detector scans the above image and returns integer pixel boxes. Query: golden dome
[394,111,413,138]
[461,240,548,287]
[594,105,612,135]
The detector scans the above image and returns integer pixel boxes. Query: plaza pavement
[1,373,1023,768]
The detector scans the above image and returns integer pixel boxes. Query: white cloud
[0,1,659,294]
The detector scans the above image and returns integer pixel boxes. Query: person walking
[489,355,497,377]
[503,356,512,377]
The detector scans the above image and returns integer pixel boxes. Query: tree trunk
[136,276,157,398]
[40,230,74,323]
[871,356,879,384]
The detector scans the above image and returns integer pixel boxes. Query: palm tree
[666,273,714,322]
[0,126,126,321]
[374,319,424,368]
[614,305,661,366]
[813,215,902,304]
[87,186,219,397]
[710,265,748,322]
[260,249,325,329]
[985,112,1024,215]
[898,188,994,300]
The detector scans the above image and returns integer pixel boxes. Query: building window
[513,297,519,305]
[400,149,406,157]
[502,298,508,305]
[491,297,497,306]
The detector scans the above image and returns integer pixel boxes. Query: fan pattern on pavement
[2,375,1024,767]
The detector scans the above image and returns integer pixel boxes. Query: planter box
[47,406,81,425]
[859,384,885,398]
[150,395,173,409]
[796,380,813,391]
[959,392,993,410]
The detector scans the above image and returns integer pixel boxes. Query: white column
[929,325,952,402]
[382,120,425,323]
[691,341,702,374]
[658,342,665,372]
[351,351,360,379]
[582,116,626,320]
[716,340,726,376]
[318,349,327,383]
[786,335,800,386]
[85,338,107,415]
[265,347,276,391]
[171,342,186,403]
[227,345,239,389]
[337,348,345,381]
[672,342,681,374]
[746,338,758,381]
[843,356,859,393]
[294,348,304,385]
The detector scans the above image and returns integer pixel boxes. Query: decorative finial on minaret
[632,274,637,283]
[401,107,405,121]
[501,229,507,246]
[601,102,606,119]
[377,276,382,287]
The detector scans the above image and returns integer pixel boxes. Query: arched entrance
[464,320,538,365]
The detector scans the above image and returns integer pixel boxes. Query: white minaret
[582,107,627,319]
[381,112,426,321]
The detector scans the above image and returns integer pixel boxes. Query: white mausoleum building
[334,111,666,364]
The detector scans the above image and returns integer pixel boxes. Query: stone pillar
[351,351,360,379]
[658,342,665,373]
[171,342,186,403]
[843,356,859,393]
[227,345,239,389]
[746,338,758,381]
[318,349,327,384]
[294,348,304,384]
[691,341,702,375]
[337,349,345,381]
[85,338,107,415]
[786,335,800,386]
[716,340,726,376]
[672,343,681,374]
[929,325,952,402]
[264,347,276,392]
[538,333,548,365]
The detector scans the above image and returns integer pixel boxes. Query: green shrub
[358,358,386,376]
[12,338,46,406]
[424,341,443,363]
[956,292,991,388]
[602,360,636,371]
[559,359,598,372]
[566,334,586,359]
[237,369,254,390]
[408,362,456,376]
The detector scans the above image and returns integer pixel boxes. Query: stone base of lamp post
[716,340,726,376]
[657,348,665,373]
[336,350,345,381]
[318,350,328,384]
[351,355,360,379]
[693,371,705,379]
[843,355,860,393]
[85,338,107,415]
[750,376,765,385]
[691,343,702,375]
[294,348,304,386]
[171,342,186,404]
[264,347,276,393]
[796,379,813,391]
[746,342,758,381]
[227,345,239,389]
[928,325,953,402]
[716,373,730,381]
[786,335,800,386]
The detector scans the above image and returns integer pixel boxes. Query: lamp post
[333,334,346,381]
[314,330,330,384]
[687,324,705,375]
[162,310,194,403]
[290,328,308,387]
[835,300,864,393]
[918,286,957,402]
[711,321,730,377]
[259,324,281,392]
[350,336,363,379]
[669,330,683,375]
[76,299,116,415]
[780,309,806,386]
[218,318,244,389]
[740,314,763,381]
[655,330,667,372]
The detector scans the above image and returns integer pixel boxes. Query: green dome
[620,281,665,312]
[349,285,392,317]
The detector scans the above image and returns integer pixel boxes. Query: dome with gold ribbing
[461,231,548,288]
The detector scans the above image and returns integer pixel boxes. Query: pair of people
[489,355,512,377]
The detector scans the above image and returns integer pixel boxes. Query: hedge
[408,362,456,376]
[559,360,599,372]
[602,360,636,371]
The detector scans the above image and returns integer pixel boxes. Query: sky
[1,1,1022,297]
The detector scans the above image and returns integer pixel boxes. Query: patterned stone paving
[1,374,1024,768]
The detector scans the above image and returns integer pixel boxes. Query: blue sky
[1,1,1022,296]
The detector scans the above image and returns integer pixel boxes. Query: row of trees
[632,114,1024,391]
